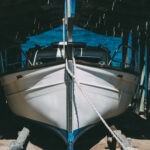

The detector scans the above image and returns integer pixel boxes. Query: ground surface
[0,98,150,150]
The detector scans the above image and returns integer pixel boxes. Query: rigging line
[108,43,131,65]
[65,59,80,129]
[63,15,79,128]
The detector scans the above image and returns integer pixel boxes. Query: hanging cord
[65,57,135,150]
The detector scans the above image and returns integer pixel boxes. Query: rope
[65,58,129,150]
[65,59,80,128]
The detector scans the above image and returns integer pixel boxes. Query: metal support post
[10,127,30,150]
[122,31,129,68]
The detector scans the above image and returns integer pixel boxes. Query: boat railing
[0,48,33,74]
[108,43,131,65]
[0,43,138,74]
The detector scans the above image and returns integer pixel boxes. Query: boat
[0,41,138,144]
[0,1,139,149]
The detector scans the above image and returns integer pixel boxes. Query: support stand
[107,126,138,150]
[10,127,30,150]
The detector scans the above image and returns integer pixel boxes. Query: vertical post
[122,31,129,68]
[131,29,138,71]
[139,25,146,114]
[0,50,1,73]
[65,0,71,19]
[67,18,73,43]
[145,21,150,115]
[125,31,132,68]
[137,27,141,73]
[67,0,71,18]
[145,44,148,114]
[0,49,5,73]
[65,0,75,18]
[140,26,145,73]
[132,26,145,114]
[134,22,150,116]
[148,41,150,115]
[63,18,66,59]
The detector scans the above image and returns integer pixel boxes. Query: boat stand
[107,126,137,150]
[9,127,30,150]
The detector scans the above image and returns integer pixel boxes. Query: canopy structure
[75,0,150,36]
[0,0,64,48]
[0,0,150,48]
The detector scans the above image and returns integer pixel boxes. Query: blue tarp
[21,25,134,66]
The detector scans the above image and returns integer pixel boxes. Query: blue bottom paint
[68,132,74,143]
[68,132,74,150]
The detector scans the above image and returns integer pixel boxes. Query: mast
[64,0,75,149]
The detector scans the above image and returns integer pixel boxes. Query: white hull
[0,63,138,131]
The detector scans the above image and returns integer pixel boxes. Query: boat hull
[0,63,138,132]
